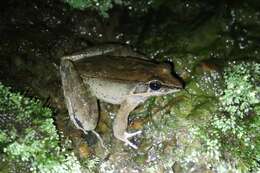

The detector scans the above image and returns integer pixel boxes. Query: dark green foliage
[63,0,158,17]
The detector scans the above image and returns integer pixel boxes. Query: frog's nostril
[181,82,185,89]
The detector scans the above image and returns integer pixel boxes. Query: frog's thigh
[81,44,143,58]
[60,59,99,131]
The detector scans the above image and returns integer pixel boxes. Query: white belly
[85,78,136,104]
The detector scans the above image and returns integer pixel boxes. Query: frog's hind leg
[60,59,99,132]
[60,60,109,150]
[61,44,147,62]
[105,44,147,60]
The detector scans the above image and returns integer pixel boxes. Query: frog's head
[132,62,184,97]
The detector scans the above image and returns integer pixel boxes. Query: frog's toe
[122,131,142,149]
[125,130,142,138]
[124,139,138,149]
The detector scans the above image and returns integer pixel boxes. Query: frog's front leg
[113,96,146,149]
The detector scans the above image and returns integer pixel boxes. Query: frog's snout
[171,77,185,90]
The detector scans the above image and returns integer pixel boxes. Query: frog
[60,44,184,149]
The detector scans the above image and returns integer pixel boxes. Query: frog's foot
[121,131,142,149]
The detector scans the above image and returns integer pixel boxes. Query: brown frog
[60,44,183,149]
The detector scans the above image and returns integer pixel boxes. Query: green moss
[63,0,159,17]
[0,131,8,144]
[81,157,100,172]
[0,84,81,173]
[64,0,113,17]
[193,62,260,172]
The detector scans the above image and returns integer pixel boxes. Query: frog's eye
[149,80,162,91]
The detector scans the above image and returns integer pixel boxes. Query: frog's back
[75,55,162,83]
